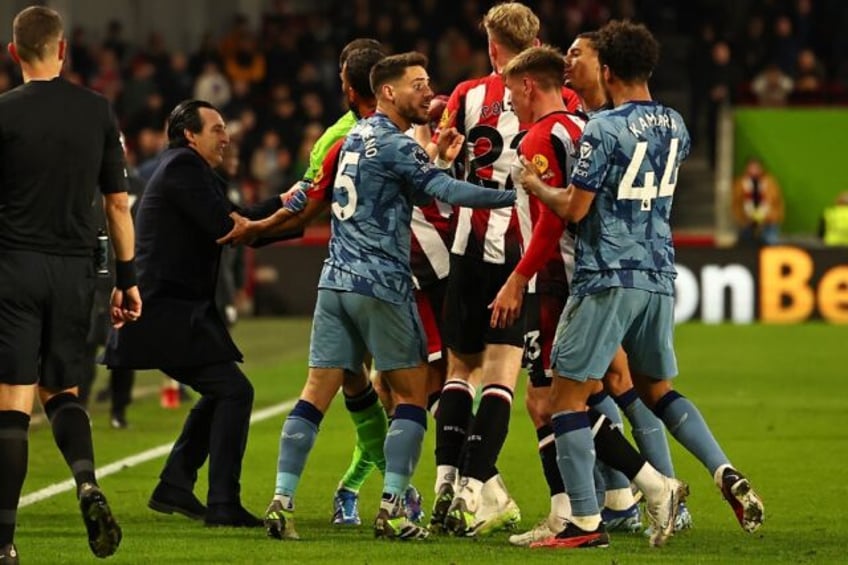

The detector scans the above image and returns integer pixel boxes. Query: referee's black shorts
[0,250,96,387]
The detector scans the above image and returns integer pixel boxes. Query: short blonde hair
[482,2,539,55]
[502,45,565,91]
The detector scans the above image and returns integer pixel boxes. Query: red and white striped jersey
[439,73,580,265]
[513,111,585,295]
[410,200,452,289]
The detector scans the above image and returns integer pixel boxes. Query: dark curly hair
[596,20,659,83]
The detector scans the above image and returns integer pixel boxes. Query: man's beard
[400,103,427,125]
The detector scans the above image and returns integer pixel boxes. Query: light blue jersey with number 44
[569,100,690,297]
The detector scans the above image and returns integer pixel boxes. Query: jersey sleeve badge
[438,108,454,130]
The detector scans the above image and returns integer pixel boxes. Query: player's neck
[610,83,651,107]
[579,88,608,112]
[376,102,411,132]
[531,93,566,122]
[21,61,62,82]
[354,100,377,119]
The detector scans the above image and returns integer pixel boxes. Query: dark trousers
[159,361,254,506]
[110,368,134,413]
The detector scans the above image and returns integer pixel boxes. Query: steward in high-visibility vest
[823,204,848,246]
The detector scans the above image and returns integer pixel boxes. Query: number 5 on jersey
[617,138,680,211]
[332,151,360,220]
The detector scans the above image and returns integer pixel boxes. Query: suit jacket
[104,147,283,369]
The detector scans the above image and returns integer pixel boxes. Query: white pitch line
[19,397,298,508]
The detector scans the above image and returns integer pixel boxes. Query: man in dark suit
[104,99,305,527]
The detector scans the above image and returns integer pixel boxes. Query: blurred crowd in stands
[0,0,845,197]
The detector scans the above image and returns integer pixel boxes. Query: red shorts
[523,292,567,388]
[415,279,447,362]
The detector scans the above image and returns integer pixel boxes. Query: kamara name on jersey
[627,112,679,138]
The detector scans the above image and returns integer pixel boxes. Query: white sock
[459,476,484,513]
[633,463,667,502]
[435,465,458,493]
[713,463,732,487]
[380,493,399,514]
[571,513,602,531]
[482,474,510,508]
[604,487,636,511]
[273,494,294,511]
[551,492,571,522]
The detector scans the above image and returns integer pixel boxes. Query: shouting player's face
[394,65,433,125]
[565,37,601,98]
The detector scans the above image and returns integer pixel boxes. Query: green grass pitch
[15,319,848,563]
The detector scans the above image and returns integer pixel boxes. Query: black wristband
[115,259,137,290]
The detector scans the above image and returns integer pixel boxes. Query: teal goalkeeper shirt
[303,110,358,181]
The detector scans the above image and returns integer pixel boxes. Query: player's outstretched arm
[217,189,326,246]
[520,156,594,222]
[423,173,515,209]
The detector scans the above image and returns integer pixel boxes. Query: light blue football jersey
[569,100,690,296]
[319,113,515,304]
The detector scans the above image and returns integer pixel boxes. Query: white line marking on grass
[19,397,297,508]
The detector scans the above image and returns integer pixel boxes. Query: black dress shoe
[110,411,128,429]
[148,483,207,521]
[205,504,263,528]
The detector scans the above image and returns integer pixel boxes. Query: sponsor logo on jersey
[532,154,549,174]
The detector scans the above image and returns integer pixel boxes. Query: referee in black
[0,6,141,563]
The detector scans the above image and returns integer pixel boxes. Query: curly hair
[596,20,659,83]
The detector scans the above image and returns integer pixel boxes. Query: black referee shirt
[0,77,128,256]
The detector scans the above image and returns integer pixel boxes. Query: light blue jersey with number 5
[318,113,515,305]
[569,100,690,297]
